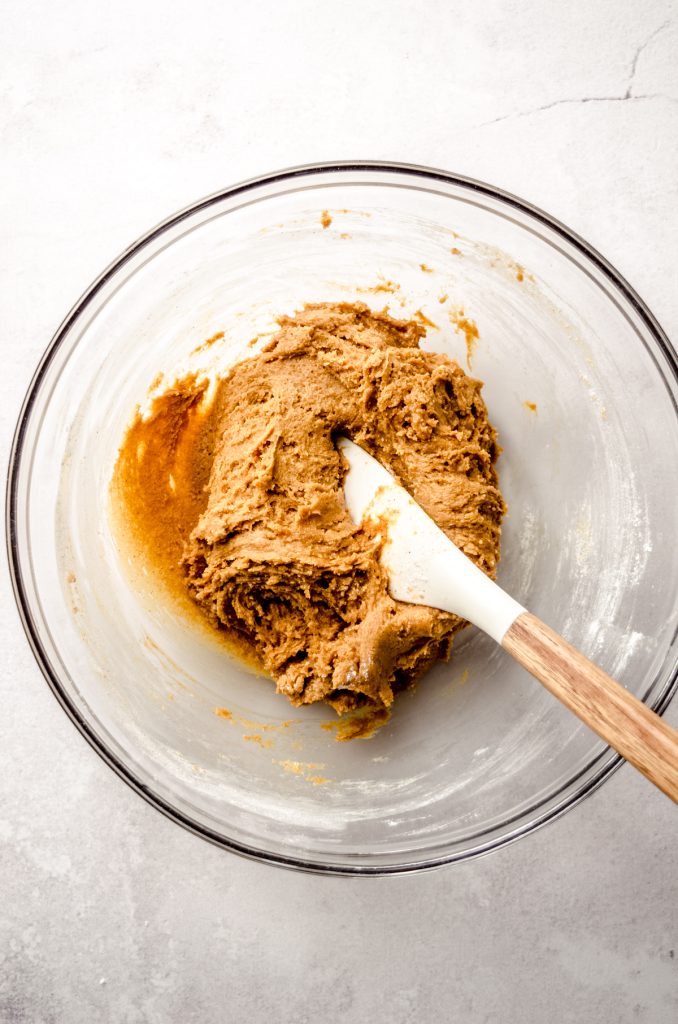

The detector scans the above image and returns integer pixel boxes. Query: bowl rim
[6,159,678,875]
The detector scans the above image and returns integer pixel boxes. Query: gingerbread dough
[179,303,505,713]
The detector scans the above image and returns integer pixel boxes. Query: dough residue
[113,302,505,720]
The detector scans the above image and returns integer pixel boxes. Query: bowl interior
[13,168,678,871]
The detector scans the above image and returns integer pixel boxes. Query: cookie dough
[178,303,505,713]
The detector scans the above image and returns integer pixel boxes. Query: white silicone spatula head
[337,436,678,803]
[337,436,524,643]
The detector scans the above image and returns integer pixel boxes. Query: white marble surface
[2,1,678,1021]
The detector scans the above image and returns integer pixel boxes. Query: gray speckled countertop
[2,1,677,1020]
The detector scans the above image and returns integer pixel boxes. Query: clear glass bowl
[7,163,678,874]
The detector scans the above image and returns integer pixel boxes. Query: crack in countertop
[479,20,675,127]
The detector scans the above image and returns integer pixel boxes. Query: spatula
[338,436,678,803]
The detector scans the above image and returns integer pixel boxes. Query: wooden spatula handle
[502,612,678,804]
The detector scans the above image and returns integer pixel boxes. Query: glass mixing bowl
[8,163,678,874]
